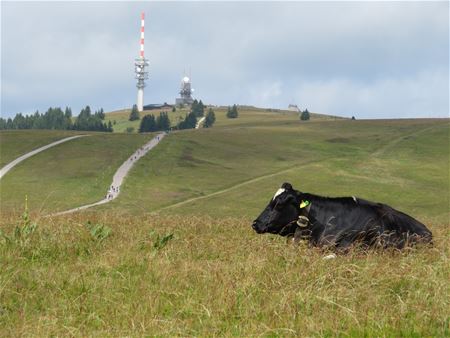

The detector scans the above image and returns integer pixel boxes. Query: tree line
[135,99,216,133]
[139,112,171,132]
[0,106,112,132]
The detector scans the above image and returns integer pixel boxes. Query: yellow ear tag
[300,200,310,209]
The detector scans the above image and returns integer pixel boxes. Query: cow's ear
[281,182,293,190]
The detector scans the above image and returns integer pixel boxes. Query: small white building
[288,104,300,112]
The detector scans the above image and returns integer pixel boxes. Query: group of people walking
[106,185,119,200]
[106,133,165,202]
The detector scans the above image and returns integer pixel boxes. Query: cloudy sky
[1,1,448,119]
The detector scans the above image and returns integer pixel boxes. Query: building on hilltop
[175,76,194,106]
[143,103,173,111]
[288,104,300,112]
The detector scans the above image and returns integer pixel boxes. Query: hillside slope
[0,130,79,167]
[0,112,449,337]
[99,118,449,225]
[0,133,155,213]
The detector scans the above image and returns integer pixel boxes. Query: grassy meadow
[0,132,155,213]
[0,130,80,167]
[104,105,337,133]
[0,212,448,336]
[0,108,449,336]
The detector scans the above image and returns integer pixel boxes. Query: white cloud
[1,1,448,118]
[294,69,449,118]
[248,81,283,107]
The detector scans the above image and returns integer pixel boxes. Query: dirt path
[156,124,439,212]
[196,116,206,129]
[51,132,166,216]
[0,135,87,180]
[371,125,438,158]
[155,159,325,212]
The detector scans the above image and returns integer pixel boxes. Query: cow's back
[306,195,432,248]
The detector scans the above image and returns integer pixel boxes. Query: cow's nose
[252,221,258,230]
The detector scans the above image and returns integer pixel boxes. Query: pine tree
[139,114,157,132]
[156,112,171,131]
[191,99,198,113]
[129,104,140,121]
[107,120,113,132]
[64,107,72,119]
[226,104,239,118]
[300,109,310,121]
[64,107,73,129]
[197,100,205,117]
[203,108,216,128]
[178,112,197,130]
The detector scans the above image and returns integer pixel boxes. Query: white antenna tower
[134,12,149,112]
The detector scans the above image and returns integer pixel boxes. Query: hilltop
[103,105,344,133]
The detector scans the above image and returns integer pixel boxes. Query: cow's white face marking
[273,188,285,201]
[352,196,357,203]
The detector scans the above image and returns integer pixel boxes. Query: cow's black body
[252,183,432,250]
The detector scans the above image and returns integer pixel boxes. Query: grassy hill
[0,132,155,213]
[100,118,449,225]
[104,106,340,132]
[0,108,449,336]
[0,130,80,168]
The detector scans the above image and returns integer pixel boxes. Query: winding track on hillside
[0,135,87,180]
[195,116,206,129]
[51,132,166,216]
[155,124,440,212]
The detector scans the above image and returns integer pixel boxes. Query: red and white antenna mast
[140,12,145,59]
[135,11,149,112]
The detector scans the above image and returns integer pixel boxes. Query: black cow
[252,183,432,250]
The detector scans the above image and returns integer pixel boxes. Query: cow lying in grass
[252,183,432,250]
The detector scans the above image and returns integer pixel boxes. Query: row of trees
[136,100,216,133]
[138,112,171,132]
[0,106,112,132]
[177,106,216,130]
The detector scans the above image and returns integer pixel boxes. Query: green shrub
[85,221,112,242]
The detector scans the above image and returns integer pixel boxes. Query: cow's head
[252,182,301,236]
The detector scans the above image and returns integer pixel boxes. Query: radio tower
[134,12,149,112]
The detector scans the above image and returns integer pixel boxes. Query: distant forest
[0,106,113,132]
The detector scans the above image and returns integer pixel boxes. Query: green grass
[0,130,80,167]
[0,108,449,336]
[212,106,343,128]
[0,132,155,213]
[103,106,337,133]
[0,212,448,336]
[100,118,449,225]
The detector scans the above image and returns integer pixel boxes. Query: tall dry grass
[0,211,449,336]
